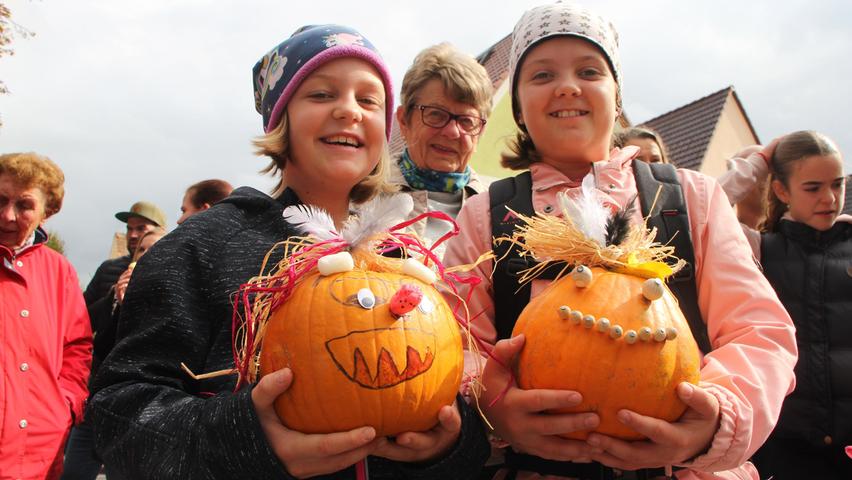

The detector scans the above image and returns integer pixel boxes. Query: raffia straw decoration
[498,207,685,286]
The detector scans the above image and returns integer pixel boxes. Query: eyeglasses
[413,104,486,136]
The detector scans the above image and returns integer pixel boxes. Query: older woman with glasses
[393,43,493,256]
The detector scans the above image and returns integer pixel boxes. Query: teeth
[325,136,360,147]
[552,110,586,118]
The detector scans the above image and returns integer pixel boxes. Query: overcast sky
[2,0,850,284]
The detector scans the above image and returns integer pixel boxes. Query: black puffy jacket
[760,218,852,448]
[89,186,489,480]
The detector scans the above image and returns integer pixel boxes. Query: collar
[529,146,639,192]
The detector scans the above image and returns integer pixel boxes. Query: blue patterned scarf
[398,149,471,194]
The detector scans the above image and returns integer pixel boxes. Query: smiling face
[0,174,48,250]
[396,79,482,173]
[285,57,387,198]
[772,153,845,231]
[515,36,619,171]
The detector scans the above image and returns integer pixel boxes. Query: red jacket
[1,229,92,480]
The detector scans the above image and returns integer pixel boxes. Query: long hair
[760,130,840,232]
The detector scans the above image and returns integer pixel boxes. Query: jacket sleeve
[88,236,294,480]
[59,262,93,425]
[678,173,797,472]
[442,192,499,383]
[717,147,768,206]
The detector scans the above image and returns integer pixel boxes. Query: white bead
[570,310,583,324]
[401,258,437,284]
[558,306,571,319]
[572,265,593,288]
[654,328,667,342]
[642,278,665,301]
[596,318,610,332]
[666,327,678,340]
[625,330,638,344]
[609,325,624,339]
[639,327,652,341]
[317,251,355,276]
[418,296,434,314]
[582,314,596,329]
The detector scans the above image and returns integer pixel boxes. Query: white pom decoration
[596,318,611,333]
[317,251,355,276]
[401,258,437,284]
[572,265,593,287]
[558,306,572,319]
[642,278,665,301]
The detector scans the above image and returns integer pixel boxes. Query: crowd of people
[1,3,849,480]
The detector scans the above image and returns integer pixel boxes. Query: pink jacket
[444,148,798,479]
[1,231,92,480]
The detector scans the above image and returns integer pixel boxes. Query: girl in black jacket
[720,130,851,479]
[88,24,488,480]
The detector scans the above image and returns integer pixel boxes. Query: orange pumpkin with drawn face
[259,269,463,436]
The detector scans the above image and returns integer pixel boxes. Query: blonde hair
[253,114,396,204]
[761,130,841,232]
[0,152,65,217]
[612,127,670,164]
[399,43,494,122]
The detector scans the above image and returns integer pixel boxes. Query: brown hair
[133,228,166,261]
[761,130,840,232]
[399,43,494,122]
[187,179,233,208]
[253,114,396,203]
[0,152,65,217]
[612,127,669,164]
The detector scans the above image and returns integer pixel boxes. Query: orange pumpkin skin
[512,267,701,440]
[259,269,463,437]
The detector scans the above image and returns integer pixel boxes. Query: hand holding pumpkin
[481,335,602,462]
[373,401,461,462]
[251,368,382,478]
[585,382,721,470]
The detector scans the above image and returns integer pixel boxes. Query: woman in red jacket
[0,152,92,480]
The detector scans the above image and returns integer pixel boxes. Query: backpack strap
[632,160,712,354]
[490,171,535,341]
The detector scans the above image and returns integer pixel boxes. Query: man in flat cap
[63,201,166,479]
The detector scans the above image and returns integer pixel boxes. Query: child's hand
[586,382,721,470]
[114,267,134,305]
[252,368,381,479]
[481,334,602,462]
[760,137,783,165]
[372,402,461,462]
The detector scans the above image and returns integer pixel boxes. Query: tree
[46,229,66,255]
[1,2,34,126]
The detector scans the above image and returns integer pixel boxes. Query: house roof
[641,86,759,171]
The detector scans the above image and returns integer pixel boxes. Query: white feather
[282,205,339,241]
[343,194,414,247]
[557,172,609,246]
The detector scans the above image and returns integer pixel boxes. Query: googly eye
[356,288,376,309]
[417,295,434,314]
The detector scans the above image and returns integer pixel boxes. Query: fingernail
[511,334,524,345]
[584,415,599,428]
[587,435,601,447]
[567,392,581,404]
[617,410,631,423]
[679,382,694,399]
